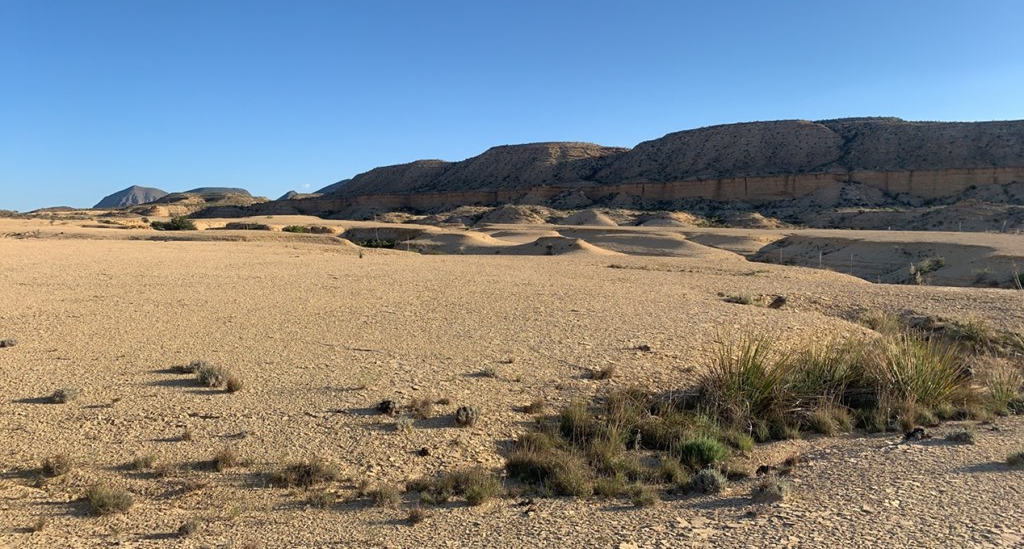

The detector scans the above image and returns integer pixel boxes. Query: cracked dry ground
[1,237,1023,548]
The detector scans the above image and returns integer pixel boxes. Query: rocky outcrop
[94,185,167,208]
[199,118,1024,219]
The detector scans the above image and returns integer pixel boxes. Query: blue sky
[2,1,1023,211]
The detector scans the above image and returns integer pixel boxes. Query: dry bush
[370,484,402,508]
[591,364,617,380]
[751,475,790,503]
[409,396,435,419]
[42,454,73,477]
[270,459,341,488]
[49,387,79,404]
[85,484,133,515]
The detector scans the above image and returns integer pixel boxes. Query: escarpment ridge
[195,118,1024,219]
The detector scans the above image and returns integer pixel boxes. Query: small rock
[0,339,17,348]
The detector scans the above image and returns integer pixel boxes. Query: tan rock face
[201,118,1024,219]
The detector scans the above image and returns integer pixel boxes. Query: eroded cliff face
[197,118,1024,218]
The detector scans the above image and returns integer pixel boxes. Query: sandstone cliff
[197,118,1024,219]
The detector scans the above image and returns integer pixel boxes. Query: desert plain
[1,214,1023,548]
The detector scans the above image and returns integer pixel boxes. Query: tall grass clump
[862,333,972,413]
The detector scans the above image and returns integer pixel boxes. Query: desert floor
[1,217,1023,548]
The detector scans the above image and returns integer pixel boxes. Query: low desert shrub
[42,454,73,477]
[945,428,977,445]
[85,484,133,515]
[525,397,547,414]
[591,364,617,380]
[213,446,242,471]
[410,396,434,419]
[407,505,428,524]
[270,459,341,488]
[370,484,402,508]
[131,453,158,470]
[629,484,660,507]
[151,217,196,231]
[305,490,334,509]
[1006,450,1024,468]
[750,475,790,503]
[691,467,727,494]
[49,387,79,404]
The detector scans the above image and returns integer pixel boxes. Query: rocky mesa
[197,117,1024,219]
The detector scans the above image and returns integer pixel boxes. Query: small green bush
[151,217,196,231]
[691,468,727,494]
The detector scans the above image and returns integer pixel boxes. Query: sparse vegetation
[85,484,134,515]
[723,293,755,305]
[177,519,201,537]
[225,373,244,393]
[131,453,158,470]
[49,387,79,404]
[213,446,243,471]
[151,216,196,231]
[525,397,547,414]
[591,364,617,380]
[945,428,977,445]
[629,484,660,507]
[409,467,503,506]
[407,506,428,524]
[1008,450,1024,468]
[410,396,435,419]
[0,338,17,348]
[370,484,402,508]
[223,222,271,230]
[270,459,341,488]
[42,454,73,477]
[750,475,790,503]
[691,467,727,494]
[498,325,1002,502]
[196,362,228,388]
[306,490,335,509]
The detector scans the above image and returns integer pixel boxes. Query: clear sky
[2,1,1023,211]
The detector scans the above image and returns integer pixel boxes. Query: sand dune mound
[484,229,564,244]
[560,209,618,226]
[724,212,787,229]
[476,205,552,225]
[556,230,740,258]
[514,236,619,256]
[636,211,700,227]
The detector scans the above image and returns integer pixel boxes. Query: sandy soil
[1,217,1023,548]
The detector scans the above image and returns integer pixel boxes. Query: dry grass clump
[306,490,335,509]
[691,467,727,494]
[525,397,547,414]
[177,519,201,537]
[213,446,243,471]
[85,484,134,515]
[591,364,617,380]
[409,396,435,419]
[406,505,428,524]
[42,454,73,477]
[49,387,79,404]
[629,484,660,507]
[945,428,977,445]
[28,517,47,533]
[130,453,158,470]
[751,475,790,503]
[1006,450,1024,468]
[408,467,502,506]
[496,326,1010,503]
[225,374,245,393]
[269,459,341,488]
[370,484,402,508]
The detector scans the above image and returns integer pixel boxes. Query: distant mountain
[277,190,322,201]
[315,179,350,194]
[182,187,251,196]
[94,185,168,208]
